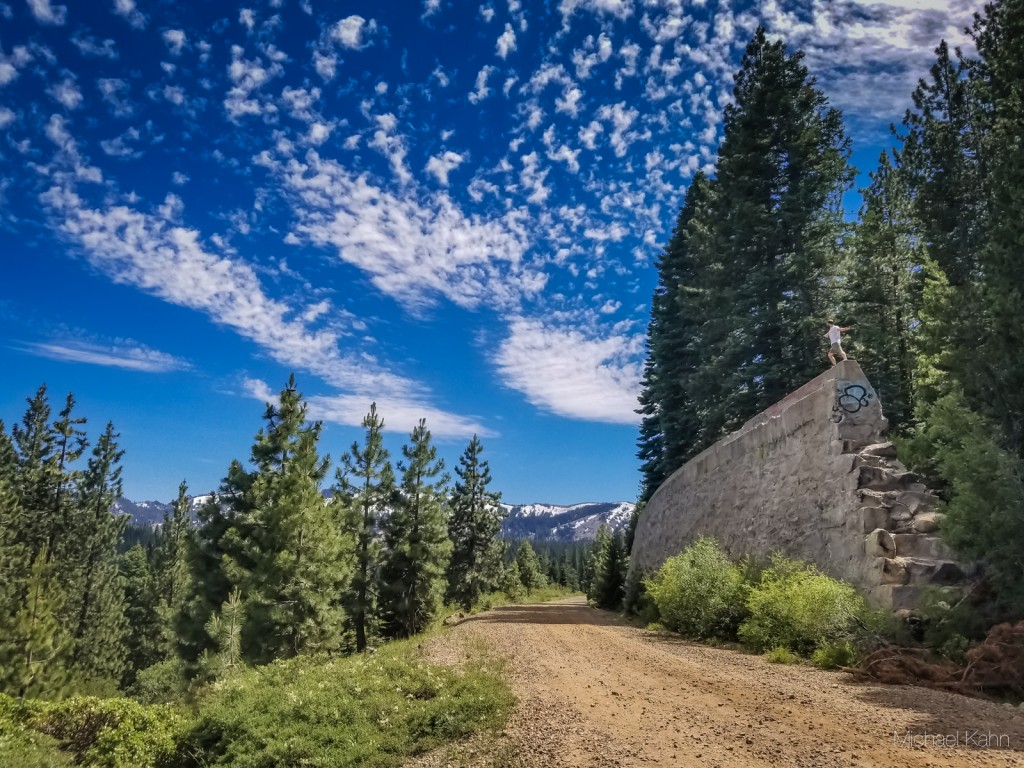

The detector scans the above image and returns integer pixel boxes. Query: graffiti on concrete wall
[831,382,873,423]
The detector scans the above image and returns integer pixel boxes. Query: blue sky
[0,0,978,504]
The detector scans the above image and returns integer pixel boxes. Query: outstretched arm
[840,326,852,332]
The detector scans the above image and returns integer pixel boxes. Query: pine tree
[839,151,923,430]
[0,476,29,670]
[636,173,712,501]
[153,482,193,658]
[202,589,246,677]
[0,547,71,699]
[514,541,546,592]
[337,403,394,652]
[0,423,26,598]
[971,0,1024,456]
[11,386,59,566]
[694,28,853,435]
[899,39,990,415]
[378,419,452,639]
[237,377,348,661]
[446,436,505,611]
[48,394,88,565]
[179,467,253,665]
[119,544,163,686]
[67,421,129,692]
[587,527,626,611]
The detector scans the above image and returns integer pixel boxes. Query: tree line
[637,4,1024,620]
[0,377,515,698]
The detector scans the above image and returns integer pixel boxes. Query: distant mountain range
[113,497,634,542]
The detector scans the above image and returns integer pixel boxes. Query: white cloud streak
[268,150,542,311]
[494,317,642,424]
[18,339,191,373]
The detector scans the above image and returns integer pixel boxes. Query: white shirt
[828,325,842,344]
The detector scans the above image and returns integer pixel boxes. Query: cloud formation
[494,317,642,424]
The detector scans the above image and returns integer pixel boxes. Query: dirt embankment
[414,596,1024,768]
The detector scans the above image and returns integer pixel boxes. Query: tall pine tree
[153,482,193,658]
[234,377,348,661]
[839,151,923,430]
[694,28,853,436]
[378,419,452,639]
[337,403,394,652]
[446,435,505,611]
[636,173,711,502]
[67,421,129,692]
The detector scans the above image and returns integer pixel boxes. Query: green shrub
[0,694,70,768]
[129,658,192,705]
[810,641,859,669]
[176,642,513,768]
[739,555,865,656]
[764,646,800,664]
[29,695,187,768]
[643,538,748,641]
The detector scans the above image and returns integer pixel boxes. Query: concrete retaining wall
[628,361,965,610]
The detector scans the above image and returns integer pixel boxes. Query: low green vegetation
[763,647,800,665]
[643,538,871,667]
[739,555,865,656]
[643,537,747,641]
[0,632,515,768]
[177,641,511,768]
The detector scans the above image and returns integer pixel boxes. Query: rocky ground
[409,596,1024,768]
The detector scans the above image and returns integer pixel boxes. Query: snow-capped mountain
[111,495,213,526]
[114,496,635,542]
[500,501,635,541]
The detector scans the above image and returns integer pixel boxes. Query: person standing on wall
[825,320,851,366]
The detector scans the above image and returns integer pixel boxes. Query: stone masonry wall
[628,361,968,610]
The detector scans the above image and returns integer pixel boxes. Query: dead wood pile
[846,620,1024,697]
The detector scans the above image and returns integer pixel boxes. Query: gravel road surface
[415,596,1024,768]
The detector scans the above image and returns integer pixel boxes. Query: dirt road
[421,596,1024,768]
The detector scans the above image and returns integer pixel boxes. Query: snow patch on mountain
[115,495,635,542]
[501,501,634,541]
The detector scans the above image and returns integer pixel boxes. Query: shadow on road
[460,601,624,627]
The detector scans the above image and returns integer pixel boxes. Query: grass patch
[764,646,801,665]
[470,585,579,614]
[2,634,514,768]
[175,637,513,768]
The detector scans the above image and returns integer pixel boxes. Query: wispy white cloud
[425,150,465,186]
[368,112,412,183]
[71,33,118,59]
[422,0,442,19]
[48,77,83,110]
[558,0,633,25]
[242,378,494,439]
[331,15,379,50]
[112,0,146,28]
[496,23,517,58]
[224,44,283,121]
[97,77,134,117]
[162,29,187,56]
[27,0,66,25]
[17,338,191,373]
[469,65,496,104]
[494,316,642,424]
[267,150,542,311]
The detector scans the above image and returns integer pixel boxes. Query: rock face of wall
[629,361,969,610]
